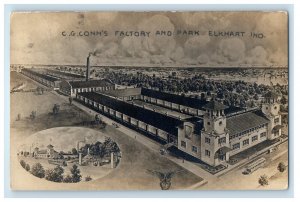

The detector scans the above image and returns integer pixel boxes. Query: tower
[200,100,230,166]
[261,91,282,139]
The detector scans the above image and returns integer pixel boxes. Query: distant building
[21,68,60,88]
[33,144,60,159]
[59,79,115,97]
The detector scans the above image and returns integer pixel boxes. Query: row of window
[72,86,112,93]
[181,141,198,153]
[229,123,268,140]
[205,137,227,145]
[232,132,267,150]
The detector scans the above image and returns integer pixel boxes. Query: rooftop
[102,88,142,97]
[227,110,269,136]
[78,92,183,135]
[22,68,59,82]
[69,79,114,88]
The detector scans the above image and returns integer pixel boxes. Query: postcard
[10,11,288,190]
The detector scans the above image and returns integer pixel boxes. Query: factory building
[21,68,60,88]
[47,69,86,80]
[76,89,282,167]
[59,79,115,97]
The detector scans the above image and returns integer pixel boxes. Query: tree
[258,175,269,186]
[45,165,64,182]
[277,162,286,172]
[70,164,81,183]
[25,164,30,172]
[20,160,26,168]
[85,176,92,182]
[31,163,45,178]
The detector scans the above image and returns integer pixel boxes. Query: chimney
[86,55,90,81]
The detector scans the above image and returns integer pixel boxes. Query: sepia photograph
[9,11,289,191]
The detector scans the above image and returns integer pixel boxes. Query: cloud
[244,46,268,65]
[215,38,246,62]
[184,35,210,58]
[197,54,209,64]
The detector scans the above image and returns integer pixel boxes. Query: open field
[11,72,203,190]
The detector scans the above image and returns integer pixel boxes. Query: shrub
[85,176,92,182]
[45,165,64,182]
[277,162,286,172]
[258,175,269,186]
[31,163,45,178]
[20,160,26,168]
[25,164,30,172]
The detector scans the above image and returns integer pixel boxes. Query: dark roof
[69,79,114,88]
[203,100,228,111]
[102,88,141,97]
[141,88,208,110]
[47,69,85,79]
[227,110,269,135]
[78,92,183,135]
[22,68,59,82]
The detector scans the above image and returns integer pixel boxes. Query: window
[181,141,186,148]
[233,143,240,150]
[260,132,267,138]
[243,139,249,146]
[205,150,211,157]
[252,135,258,142]
[218,137,226,144]
[192,146,198,153]
[219,121,222,125]
[205,137,211,144]
[207,122,210,125]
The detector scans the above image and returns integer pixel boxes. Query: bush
[85,176,92,182]
[31,163,45,178]
[45,165,64,182]
[25,164,30,172]
[20,160,26,168]
[258,175,269,186]
[277,162,286,172]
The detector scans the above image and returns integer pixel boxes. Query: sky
[10,12,288,67]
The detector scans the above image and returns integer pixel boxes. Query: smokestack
[86,54,90,81]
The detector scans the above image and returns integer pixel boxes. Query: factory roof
[47,69,85,79]
[141,88,208,110]
[227,110,269,135]
[22,68,59,82]
[69,79,114,88]
[78,92,183,135]
[141,88,243,115]
[102,88,142,97]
